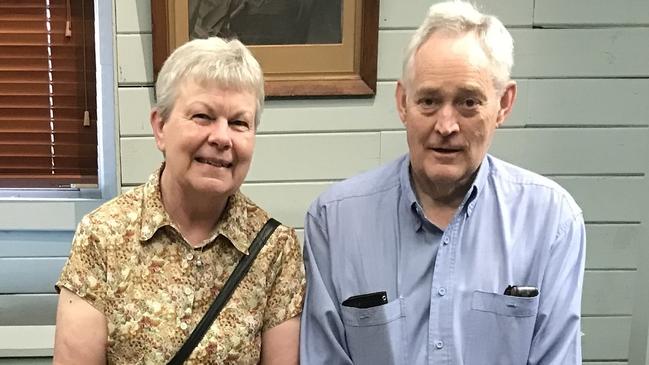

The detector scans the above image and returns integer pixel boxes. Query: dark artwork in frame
[188,0,343,45]
[151,0,379,97]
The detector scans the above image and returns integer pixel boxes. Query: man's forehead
[408,33,494,90]
[416,31,489,68]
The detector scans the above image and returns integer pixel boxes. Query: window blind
[0,0,97,188]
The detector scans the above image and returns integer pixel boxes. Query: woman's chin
[189,178,239,198]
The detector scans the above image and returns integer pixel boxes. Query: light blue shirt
[300,154,585,365]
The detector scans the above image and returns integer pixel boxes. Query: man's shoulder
[488,155,581,214]
[488,155,563,191]
[313,155,405,208]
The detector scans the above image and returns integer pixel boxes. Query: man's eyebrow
[457,86,487,99]
[413,87,442,97]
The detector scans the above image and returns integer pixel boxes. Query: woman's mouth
[195,157,232,168]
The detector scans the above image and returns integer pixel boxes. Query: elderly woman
[53,37,305,364]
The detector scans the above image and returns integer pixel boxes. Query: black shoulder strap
[167,218,282,365]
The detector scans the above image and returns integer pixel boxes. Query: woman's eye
[230,119,250,130]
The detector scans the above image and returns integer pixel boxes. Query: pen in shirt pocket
[503,285,539,297]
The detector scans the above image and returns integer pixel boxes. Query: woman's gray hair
[402,1,513,91]
[154,37,265,129]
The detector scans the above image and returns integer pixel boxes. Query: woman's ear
[150,108,166,153]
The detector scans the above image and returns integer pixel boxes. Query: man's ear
[150,108,166,153]
[395,80,409,125]
[496,81,517,127]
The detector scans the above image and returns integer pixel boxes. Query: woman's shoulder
[77,185,145,237]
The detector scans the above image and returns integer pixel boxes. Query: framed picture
[151,0,379,97]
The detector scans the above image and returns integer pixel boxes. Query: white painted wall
[1,0,648,363]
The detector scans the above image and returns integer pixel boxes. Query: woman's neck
[159,171,228,246]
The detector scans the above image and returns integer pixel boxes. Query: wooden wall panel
[380,0,534,28]
[116,34,153,84]
[582,317,632,361]
[0,295,57,326]
[534,0,649,26]
[378,29,649,80]
[582,271,635,316]
[115,0,152,33]
[0,259,65,294]
[0,232,72,258]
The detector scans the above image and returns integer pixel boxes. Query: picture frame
[151,0,379,97]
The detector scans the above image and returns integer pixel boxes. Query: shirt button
[180,322,188,330]
[184,287,192,295]
[185,253,194,261]
[438,288,446,296]
[442,237,450,245]
[435,340,444,349]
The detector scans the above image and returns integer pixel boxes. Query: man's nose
[434,104,460,136]
[207,119,232,149]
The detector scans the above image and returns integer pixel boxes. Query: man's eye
[418,98,438,108]
[192,113,212,122]
[460,98,480,109]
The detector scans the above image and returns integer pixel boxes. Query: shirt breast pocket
[465,290,539,365]
[341,297,405,365]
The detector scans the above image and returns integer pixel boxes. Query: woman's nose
[206,119,232,149]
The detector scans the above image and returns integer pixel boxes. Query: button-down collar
[399,155,491,230]
[138,164,251,254]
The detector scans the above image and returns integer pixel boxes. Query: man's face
[151,80,257,199]
[396,31,516,192]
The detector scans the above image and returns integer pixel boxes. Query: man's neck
[411,172,475,230]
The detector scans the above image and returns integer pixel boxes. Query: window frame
[0,0,117,203]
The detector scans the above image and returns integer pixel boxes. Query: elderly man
[299,1,585,364]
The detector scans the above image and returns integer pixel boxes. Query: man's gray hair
[155,37,265,129]
[402,1,513,90]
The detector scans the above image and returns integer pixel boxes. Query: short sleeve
[55,216,108,314]
[262,226,306,331]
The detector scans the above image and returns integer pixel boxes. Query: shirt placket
[428,214,462,365]
[179,248,198,334]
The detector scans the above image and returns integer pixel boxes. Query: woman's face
[151,80,257,199]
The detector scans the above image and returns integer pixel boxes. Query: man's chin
[422,167,466,185]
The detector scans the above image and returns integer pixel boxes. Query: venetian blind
[0,0,97,188]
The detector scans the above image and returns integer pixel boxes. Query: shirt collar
[398,156,426,231]
[138,164,251,254]
[465,155,491,216]
[398,153,492,229]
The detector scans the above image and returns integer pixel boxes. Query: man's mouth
[431,147,461,154]
[195,157,232,168]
